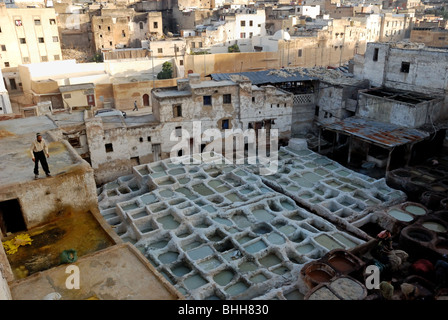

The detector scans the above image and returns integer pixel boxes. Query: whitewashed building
[0,68,13,114]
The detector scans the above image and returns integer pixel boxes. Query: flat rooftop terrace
[0,116,81,186]
[9,243,183,300]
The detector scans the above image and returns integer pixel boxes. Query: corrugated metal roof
[211,69,317,85]
[323,117,430,148]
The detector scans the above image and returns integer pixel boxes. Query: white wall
[296,5,321,19]
[0,68,13,114]
[24,60,106,81]
[234,10,267,41]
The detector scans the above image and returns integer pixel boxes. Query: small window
[223,94,231,104]
[191,42,196,49]
[241,20,246,27]
[139,22,144,30]
[298,49,302,57]
[222,119,229,130]
[179,60,184,66]
[63,93,71,99]
[15,20,22,26]
[198,42,202,48]
[153,22,158,28]
[158,48,163,53]
[4,62,10,67]
[249,20,253,27]
[147,136,151,142]
[373,48,379,61]
[240,32,246,38]
[109,41,113,46]
[173,104,182,118]
[49,19,56,25]
[0,45,5,51]
[203,95,212,106]
[54,55,60,60]
[400,61,410,73]
[53,36,59,42]
[38,37,44,43]
[22,57,30,63]
[34,19,41,25]
[68,137,81,148]
[107,26,111,31]
[105,143,113,153]
[252,97,255,103]
[41,56,48,62]
[175,126,182,137]
[20,38,26,44]
[139,137,144,142]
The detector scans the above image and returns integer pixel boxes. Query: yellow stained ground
[3,210,115,280]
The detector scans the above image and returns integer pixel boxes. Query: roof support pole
[318,127,321,153]
[406,143,415,167]
[386,147,394,172]
[347,136,352,165]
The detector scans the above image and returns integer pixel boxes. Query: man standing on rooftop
[30,133,51,179]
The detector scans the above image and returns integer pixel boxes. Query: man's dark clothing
[33,150,50,175]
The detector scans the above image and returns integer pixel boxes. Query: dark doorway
[0,199,27,236]
[9,78,17,90]
[143,94,150,107]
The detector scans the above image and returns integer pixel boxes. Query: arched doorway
[143,94,149,107]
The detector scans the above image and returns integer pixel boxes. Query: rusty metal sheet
[323,117,430,148]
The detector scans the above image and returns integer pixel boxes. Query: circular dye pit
[388,209,413,222]
[404,205,426,216]
[406,228,434,243]
[422,221,447,233]
[435,240,448,255]
[305,263,336,285]
[329,277,366,300]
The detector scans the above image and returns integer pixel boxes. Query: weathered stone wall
[356,42,448,97]
[0,161,97,229]
[357,92,444,128]
[86,116,164,184]
[384,47,448,96]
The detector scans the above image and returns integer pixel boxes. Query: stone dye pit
[243,146,406,240]
[96,145,408,300]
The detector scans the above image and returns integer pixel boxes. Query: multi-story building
[382,0,421,9]
[92,9,163,51]
[323,0,355,18]
[0,4,62,68]
[410,23,448,48]
[380,12,414,41]
[221,7,267,42]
